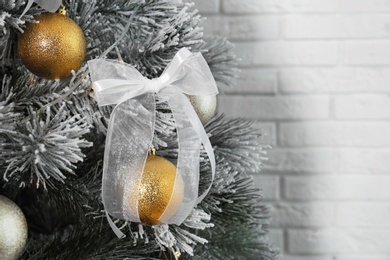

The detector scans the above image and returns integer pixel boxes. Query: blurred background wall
[191,0,390,259]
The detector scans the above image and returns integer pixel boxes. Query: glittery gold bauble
[134,155,184,225]
[18,12,86,80]
[0,195,28,260]
[187,95,217,125]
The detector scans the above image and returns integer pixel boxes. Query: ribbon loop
[88,48,219,105]
[88,48,218,237]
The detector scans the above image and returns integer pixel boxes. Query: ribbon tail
[171,89,215,203]
[106,212,126,239]
[181,96,215,203]
[158,90,201,225]
[158,89,215,224]
[194,129,215,203]
[102,93,156,233]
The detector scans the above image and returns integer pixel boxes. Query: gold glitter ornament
[0,195,28,260]
[132,154,184,225]
[18,12,86,80]
[187,94,217,125]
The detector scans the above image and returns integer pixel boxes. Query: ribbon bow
[88,48,218,238]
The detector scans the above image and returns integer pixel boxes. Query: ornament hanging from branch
[18,6,86,80]
[0,195,28,260]
[187,94,217,125]
[88,48,218,237]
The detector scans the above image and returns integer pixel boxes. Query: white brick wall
[193,0,390,258]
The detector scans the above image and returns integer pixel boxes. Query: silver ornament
[0,195,28,260]
[187,95,217,125]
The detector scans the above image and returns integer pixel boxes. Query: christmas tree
[0,0,278,259]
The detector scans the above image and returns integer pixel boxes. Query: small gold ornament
[0,195,28,260]
[18,12,86,80]
[187,95,217,125]
[132,154,184,225]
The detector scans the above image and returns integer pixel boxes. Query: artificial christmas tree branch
[0,0,278,259]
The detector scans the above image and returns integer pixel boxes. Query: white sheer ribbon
[20,0,62,18]
[88,48,218,238]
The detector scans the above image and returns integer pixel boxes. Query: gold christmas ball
[133,155,184,225]
[18,12,86,80]
[187,95,217,125]
[0,195,28,260]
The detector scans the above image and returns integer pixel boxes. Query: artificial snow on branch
[1,106,91,189]
[0,0,277,259]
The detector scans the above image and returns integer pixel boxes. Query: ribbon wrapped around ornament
[88,48,218,238]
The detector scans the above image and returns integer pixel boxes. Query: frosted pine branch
[194,36,240,89]
[207,115,270,174]
[1,106,91,188]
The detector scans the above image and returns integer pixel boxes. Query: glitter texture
[18,12,86,80]
[0,195,28,260]
[187,94,217,125]
[134,155,183,225]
